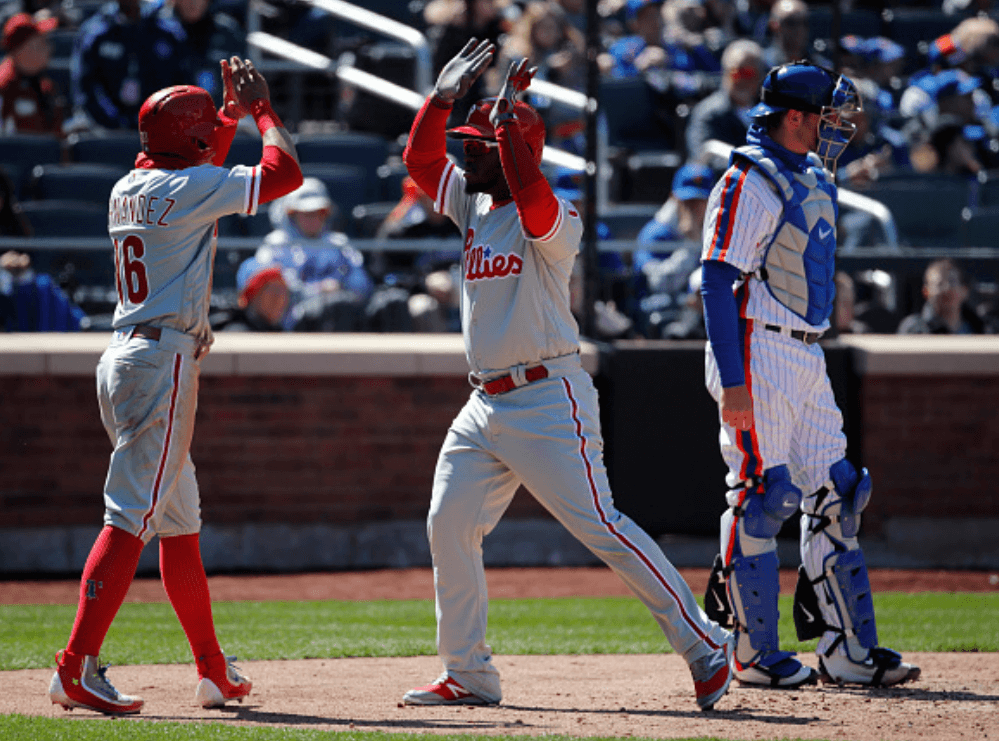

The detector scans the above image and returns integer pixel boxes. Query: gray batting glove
[489,58,537,129]
[433,38,495,104]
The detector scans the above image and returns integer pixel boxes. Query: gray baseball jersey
[437,159,581,374]
[423,161,730,702]
[100,162,262,542]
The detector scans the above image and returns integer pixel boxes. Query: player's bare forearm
[720,384,754,431]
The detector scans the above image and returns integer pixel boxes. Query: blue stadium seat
[351,200,396,238]
[807,7,882,45]
[20,199,108,238]
[68,130,142,170]
[224,135,264,167]
[300,163,382,227]
[293,132,390,174]
[378,161,409,202]
[961,206,999,247]
[862,174,972,247]
[26,163,127,205]
[599,205,660,241]
[0,133,63,199]
[218,211,273,238]
[598,77,673,152]
[882,9,956,63]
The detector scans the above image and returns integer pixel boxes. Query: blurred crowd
[1,0,999,337]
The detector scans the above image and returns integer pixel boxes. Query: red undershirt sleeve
[402,95,452,201]
[495,120,559,240]
[211,113,239,167]
[257,145,303,205]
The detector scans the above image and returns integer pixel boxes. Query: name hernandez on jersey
[435,160,584,375]
[108,163,262,343]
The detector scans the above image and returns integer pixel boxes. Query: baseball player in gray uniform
[49,57,303,715]
[400,38,734,712]
[699,61,920,689]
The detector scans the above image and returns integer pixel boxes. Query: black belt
[763,323,822,345]
[478,365,549,395]
[130,324,162,341]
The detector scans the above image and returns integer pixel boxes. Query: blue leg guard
[729,551,780,652]
[823,548,878,650]
[801,459,879,662]
[726,466,803,654]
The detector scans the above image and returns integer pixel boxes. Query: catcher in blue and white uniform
[699,61,921,689]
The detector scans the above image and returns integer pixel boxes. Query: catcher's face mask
[815,75,861,173]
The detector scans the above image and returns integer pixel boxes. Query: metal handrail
[245,32,589,175]
[699,139,900,252]
[248,0,433,95]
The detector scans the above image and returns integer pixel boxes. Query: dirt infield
[3,567,998,740]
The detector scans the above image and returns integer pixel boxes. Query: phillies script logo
[464,227,523,282]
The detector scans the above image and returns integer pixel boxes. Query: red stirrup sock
[160,534,222,660]
[65,525,144,657]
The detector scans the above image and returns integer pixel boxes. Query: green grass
[0,715,799,741]
[2,592,997,672]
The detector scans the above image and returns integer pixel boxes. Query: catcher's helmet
[138,85,222,166]
[748,61,861,171]
[447,98,546,165]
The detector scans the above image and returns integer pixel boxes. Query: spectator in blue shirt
[154,0,246,108]
[0,250,86,331]
[603,0,666,79]
[70,0,189,129]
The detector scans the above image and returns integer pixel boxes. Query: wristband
[430,93,454,110]
[250,99,283,134]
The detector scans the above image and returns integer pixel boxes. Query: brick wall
[2,335,998,542]
[860,375,999,530]
[0,374,551,530]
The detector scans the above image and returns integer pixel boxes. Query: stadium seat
[293,131,390,174]
[300,162,382,228]
[976,170,999,207]
[598,77,673,152]
[25,163,127,205]
[861,174,972,247]
[20,199,109,238]
[0,133,63,199]
[624,150,683,204]
[882,9,956,66]
[599,204,660,241]
[218,212,274,239]
[807,7,882,46]
[224,135,264,167]
[960,206,999,247]
[351,200,396,238]
[68,130,142,170]
[377,161,409,202]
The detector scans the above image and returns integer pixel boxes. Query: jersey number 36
[113,235,150,305]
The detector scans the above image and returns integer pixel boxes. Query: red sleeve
[257,145,303,205]
[402,95,453,201]
[495,120,559,239]
[211,113,239,167]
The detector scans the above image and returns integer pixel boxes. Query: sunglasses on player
[463,139,499,156]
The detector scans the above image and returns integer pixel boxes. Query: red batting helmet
[138,85,222,166]
[447,98,546,165]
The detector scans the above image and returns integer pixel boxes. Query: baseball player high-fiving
[49,58,303,715]
[401,39,734,712]
[699,61,920,689]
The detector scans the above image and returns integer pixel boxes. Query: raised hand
[220,58,248,119]
[434,38,495,103]
[489,58,537,128]
[226,56,270,111]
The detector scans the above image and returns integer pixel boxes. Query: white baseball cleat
[195,653,252,708]
[819,648,920,687]
[49,650,144,715]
